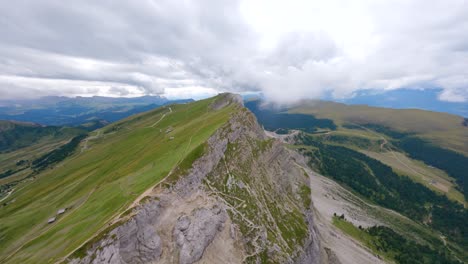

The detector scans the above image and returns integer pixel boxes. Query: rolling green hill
[289,100,468,156]
[2,95,466,263]
[0,120,86,153]
[0,95,237,263]
[248,99,467,203]
[0,121,88,193]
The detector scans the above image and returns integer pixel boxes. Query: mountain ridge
[1,93,335,263]
[66,93,330,263]
[1,94,465,264]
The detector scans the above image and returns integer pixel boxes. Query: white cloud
[0,0,467,103]
[438,89,467,103]
[163,87,219,100]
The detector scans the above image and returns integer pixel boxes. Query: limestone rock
[174,206,227,264]
[210,93,243,110]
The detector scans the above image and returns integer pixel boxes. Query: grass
[0,96,238,263]
[333,215,374,245]
[253,102,466,259]
[294,119,466,205]
[307,130,383,152]
[332,215,395,262]
[332,215,463,264]
[361,149,465,206]
[167,142,208,183]
[299,184,311,208]
[0,137,78,186]
[289,101,468,156]
[347,188,467,261]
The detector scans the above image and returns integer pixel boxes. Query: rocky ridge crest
[69,94,331,264]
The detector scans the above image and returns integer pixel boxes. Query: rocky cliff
[68,94,331,264]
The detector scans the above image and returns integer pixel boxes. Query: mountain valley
[0,94,466,264]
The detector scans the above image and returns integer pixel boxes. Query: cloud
[0,0,252,98]
[268,32,338,69]
[0,0,467,103]
[436,76,468,102]
[109,86,131,96]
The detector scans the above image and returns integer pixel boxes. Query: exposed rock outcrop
[68,94,328,264]
[210,93,244,110]
[174,206,227,264]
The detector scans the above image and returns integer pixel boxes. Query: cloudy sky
[1,0,467,103]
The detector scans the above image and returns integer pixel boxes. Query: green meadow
[289,101,468,156]
[306,128,466,206]
[289,101,467,205]
[0,96,236,263]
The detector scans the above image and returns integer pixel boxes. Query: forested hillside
[0,121,85,153]
[298,134,466,249]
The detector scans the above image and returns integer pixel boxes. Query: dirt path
[0,188,14,202]
[0,181,31,204]
[81,130,102,152]
[354,123,446,191]
[147,107,172,128]
[375,134,422,178]
[379,139,386,150]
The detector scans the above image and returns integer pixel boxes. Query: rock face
[210,93,244,110]
[68,95,329,264]
[69,200,164,264]
[174,206,227,264]
[118,202,163,263]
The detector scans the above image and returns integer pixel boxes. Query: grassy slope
[332,216,389,261]
[361,150,465,205]
[251,100,466,259]
[290,101,467,204]
[0,120,86,153]
[307,129,466,205]
[289,101,468,156]
[0,96,236,263]
[321,166,466,261]
[0,139,68,186]
[338,173,465,259]
[332,216,461,264]
[298,131,466,260]
[0,123,86,189]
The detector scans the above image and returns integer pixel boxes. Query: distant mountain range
[0,95,193,126]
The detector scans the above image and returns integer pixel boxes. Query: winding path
[355,123,435,185]
[81,130,102,152]
[148,107,172,128]
[0,189,13,203]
